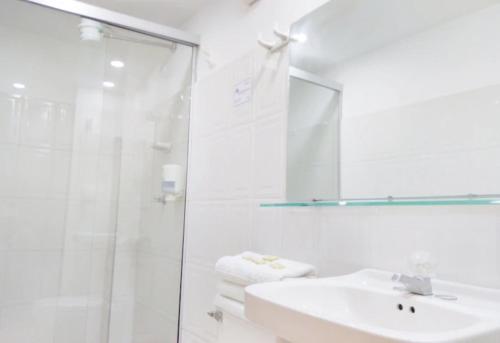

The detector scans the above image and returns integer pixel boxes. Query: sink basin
[245,270,500,343]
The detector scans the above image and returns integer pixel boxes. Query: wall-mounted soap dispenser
[156,164,185,204]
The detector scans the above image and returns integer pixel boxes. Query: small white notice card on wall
[233,79,252,107]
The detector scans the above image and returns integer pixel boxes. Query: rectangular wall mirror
[287,67,342,201]
[287,0,500,202]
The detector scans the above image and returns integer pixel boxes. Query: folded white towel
[215,251,317,286]
[217,280,246,303]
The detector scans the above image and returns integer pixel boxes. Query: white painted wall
[181,1,500,343]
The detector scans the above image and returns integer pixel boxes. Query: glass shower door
[103,25,193,343]
[0,1,113,343]
[0,1,193,343]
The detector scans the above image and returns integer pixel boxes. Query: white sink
[245,270,500,343]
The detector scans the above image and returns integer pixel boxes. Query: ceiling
[79,0,212,27]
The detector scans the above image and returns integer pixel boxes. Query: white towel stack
[213,252,317,318]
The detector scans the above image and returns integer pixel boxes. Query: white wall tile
[228,55,254,127]
[108,299,135,343]
[64,201,97,251]
[88,250,110,298]
[0,303,56,343]
[181,263,218,343]
[0,95,20,144]
[119,154,143,206]
[192,73,227,137]
[53,104,75,150]
[0,145,17,197]
[181,330,212,343]
[280,208,322,267]
[148,257,182,320]
[250,205,283,256]
[53,307,87,343]
[59,251,92,297]
[19,99,55,148]
[85,303,106,343]
[188,134,228,201]
[185,201,251,267]
[2,252,61,303]
[111,251,136,300]
[253,115,286,198]
[253,51,288,120]
[8,199,66,251]
[138,201,184,259]
[225,125,253,199]
[319,208,376,276]
[16,147,51,198]
[133,303,179,343]
[50,150,72,197]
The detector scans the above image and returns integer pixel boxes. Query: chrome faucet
[392,273,433,296]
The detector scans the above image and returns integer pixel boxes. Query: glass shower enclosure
[0,1,196,342]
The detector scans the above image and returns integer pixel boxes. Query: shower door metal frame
[23,0,200,46]
[19,1,199,343]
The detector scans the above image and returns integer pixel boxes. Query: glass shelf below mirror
[260,197,500,208]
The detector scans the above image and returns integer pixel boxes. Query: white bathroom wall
[181,1,328,342]
[181,1,500,343]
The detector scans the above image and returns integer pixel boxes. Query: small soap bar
[243,256,266,265]
[242,256,255,263]
[263,255,279,262]
[269,262,286,270]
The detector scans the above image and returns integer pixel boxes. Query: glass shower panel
[1,1,193,343]
[0,1,114,343]
[103,25,193,343]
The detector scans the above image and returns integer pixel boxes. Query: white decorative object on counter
[409,251,438,278]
